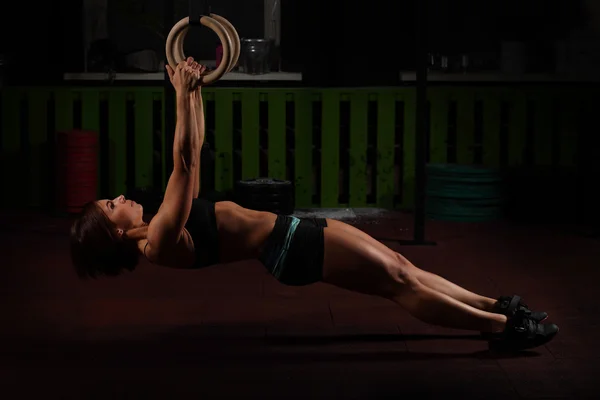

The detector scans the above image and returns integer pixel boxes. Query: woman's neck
[125,223,149,242]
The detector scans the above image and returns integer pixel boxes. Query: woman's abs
[214,201,278,263]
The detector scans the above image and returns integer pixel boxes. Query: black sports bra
[144,198,220,268]
[184,198,220,268]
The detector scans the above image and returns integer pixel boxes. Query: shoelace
[513,310,536,336]
[500,298,532,316]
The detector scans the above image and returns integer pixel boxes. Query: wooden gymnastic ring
[165,16,233,85]
[209,13,241,73]
[173,16,239,74]
[166,16,232,84]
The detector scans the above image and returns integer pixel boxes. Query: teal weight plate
[426,163,502,176]
[426,182,505,199]
[426,196,506,207]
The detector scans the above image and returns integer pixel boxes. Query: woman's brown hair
[70,201,140,279]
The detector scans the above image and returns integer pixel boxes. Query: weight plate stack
[234,178,295,215]
[425,164,506,222]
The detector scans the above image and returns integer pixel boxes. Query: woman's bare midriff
[146,201,277,268]
[214,201,277,263]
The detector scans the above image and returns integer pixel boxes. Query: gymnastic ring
[166,16,233,85]
[166,16,232,84]
[209,13,241,73]
[173,15,239,74]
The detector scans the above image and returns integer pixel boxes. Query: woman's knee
[393,251,430,280]
[391,252,420,280]
[379,253,423,298]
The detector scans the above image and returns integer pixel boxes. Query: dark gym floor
[1,209,598,399]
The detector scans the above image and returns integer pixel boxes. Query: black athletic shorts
[258,216,328,286]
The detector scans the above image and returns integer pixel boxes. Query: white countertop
[400,71,600,83]
[63,71,302,81]
[62,71,599,83]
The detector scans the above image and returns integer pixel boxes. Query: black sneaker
[482,295,548,340]
[488,309,559,351]
[492,295,548,322]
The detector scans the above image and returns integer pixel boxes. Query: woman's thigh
[324,218,409,263]
[322,227,415,299]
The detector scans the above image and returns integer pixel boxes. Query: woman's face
[96,195,144,234]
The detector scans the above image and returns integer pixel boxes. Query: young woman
[70,58,558,351]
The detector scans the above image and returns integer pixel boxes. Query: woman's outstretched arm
[191,84,205,198]
[146,61,200,253]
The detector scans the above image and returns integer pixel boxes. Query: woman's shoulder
[143,229,195,268]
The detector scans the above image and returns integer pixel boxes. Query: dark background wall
[0,0,590,85]
[0,1,75,83]
[107,0,265,60]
